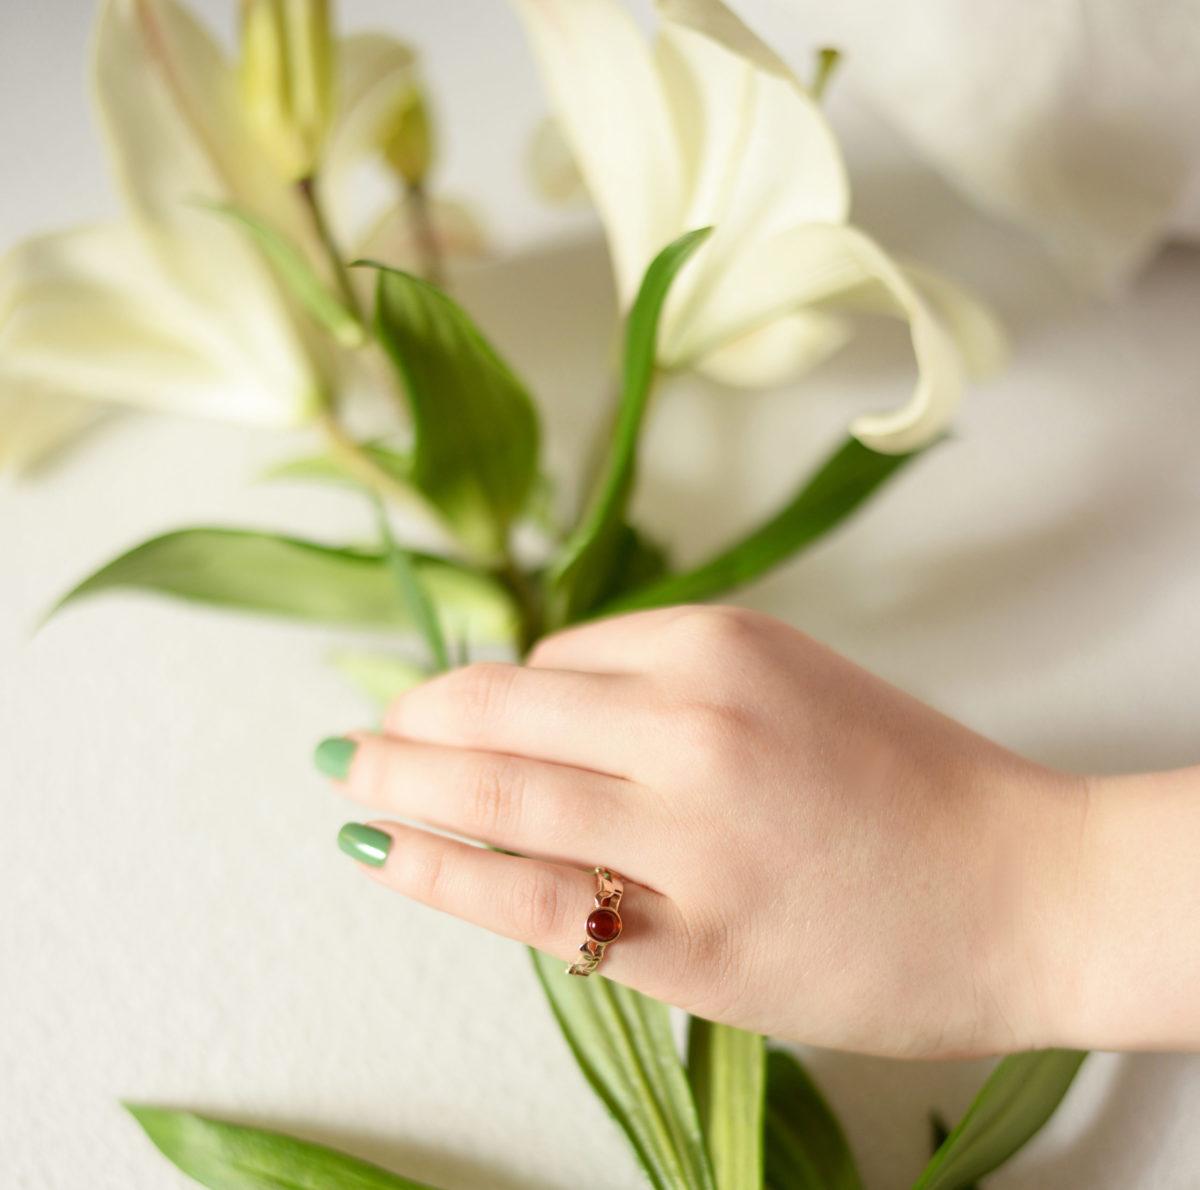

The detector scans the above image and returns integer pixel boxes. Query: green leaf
[603,524,671,603]
[928,1115,975,1190]
[330,651,427,706]
[373,497,450,672]
[125,1104,438,1189]
[50,527,515,642]
[201,201,365,348]
[687,1018,766,1190]
[529,949,715,1190]
[929,1113,951,1155]
[549,227,711,624]
[600,436,922,616]
[264,443,412,488]
[362,261,540,560]
[912,1050,1086,1190]
[764,1049,861,1190]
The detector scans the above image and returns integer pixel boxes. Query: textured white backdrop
[3,3,1200,1188]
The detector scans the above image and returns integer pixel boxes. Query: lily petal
[528,116,588,205]
[693,309,852,389]
[0,225,320,428]
[897,262,1008,380]
[653,0,849,348]
[823,258,1008,381]
[93,0,278,222]
[655,12,848,235]
[671,222,965,453]
[513,0,686,305]
[0,389,103,474]
[93,0,324,381]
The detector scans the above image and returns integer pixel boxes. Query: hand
[320,605,1089,1058]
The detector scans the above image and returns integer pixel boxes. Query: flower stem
[297,175,364,321]
[405,181,445,288]
[495,554,543,656]
[317,411,414,508]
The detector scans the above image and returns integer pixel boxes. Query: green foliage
[263,443,412,487]
[928,1115,976,1190]
[50,527,515,641]
[364,262,540,560]
[763,1049,862,1190]
[912,1051,1086,1190]
[548,227,711,624]
[201,201,365,347]
[329,651,427,706]
[125,1104,438,1189]
[687,1018,766,1189]
[601,436,923,616]
[529,949,715,1190]
[373,497,450,671]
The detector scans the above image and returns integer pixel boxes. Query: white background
[2,2,1199,1188]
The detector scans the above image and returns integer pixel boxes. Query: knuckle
[670,699,755,774]
[453,663,519,738]
[677,906,746,1020]
[463,752,526,841]
[396,663,518,742]
[504,868,564,941]
[667,605,762,653]
[402,837,449,906]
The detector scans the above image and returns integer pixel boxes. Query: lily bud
[382,83,435,188]
[239,0,334,181]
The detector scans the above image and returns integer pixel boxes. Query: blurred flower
[528,117,586,205]
[381,82,436,189]
[0,0,475,472]
[515,0,1003,453]
[762,0,1200,291]
[239,0,335,181]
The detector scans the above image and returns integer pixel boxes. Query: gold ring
[566,867,624,977]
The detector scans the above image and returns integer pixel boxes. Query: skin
[325,604,1200,1059]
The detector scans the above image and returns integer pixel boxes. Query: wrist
[1040,767,1200,1052]
[970,759,1092,1054]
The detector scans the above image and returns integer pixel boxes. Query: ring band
[566,867,624,977]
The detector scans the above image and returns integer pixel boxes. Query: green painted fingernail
[314,736,357,779]
[338,823,391,867]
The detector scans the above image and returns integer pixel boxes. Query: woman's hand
[318,605,1093,1059]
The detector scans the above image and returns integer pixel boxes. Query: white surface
[3,3,1200,1188]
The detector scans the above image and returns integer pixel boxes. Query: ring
[566,867,624,977]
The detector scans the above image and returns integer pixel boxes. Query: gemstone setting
[586,906,622,943]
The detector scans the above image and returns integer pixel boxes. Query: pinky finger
[337,820,686,999]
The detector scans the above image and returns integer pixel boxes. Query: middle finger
[335,733,657,881]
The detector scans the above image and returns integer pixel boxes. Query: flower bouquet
[2,1,1085,1187]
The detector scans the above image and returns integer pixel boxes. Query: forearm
[1034,765,1200,1051]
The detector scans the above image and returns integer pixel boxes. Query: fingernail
[314,736,358,779]
[338,822,391,868]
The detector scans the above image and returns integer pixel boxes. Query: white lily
[515,0,1003,453]
[0,0,454,471]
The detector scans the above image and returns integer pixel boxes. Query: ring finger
[340,818,687,1001]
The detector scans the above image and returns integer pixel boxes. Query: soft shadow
[454,232,619,518]
[753,439,1197,681]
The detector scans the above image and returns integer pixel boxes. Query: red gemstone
[586,907,622,943]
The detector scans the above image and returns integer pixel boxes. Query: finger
[337,733,657,880]
[341,819,685,998]
[385,663,655,775]
[527,605,703,672]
